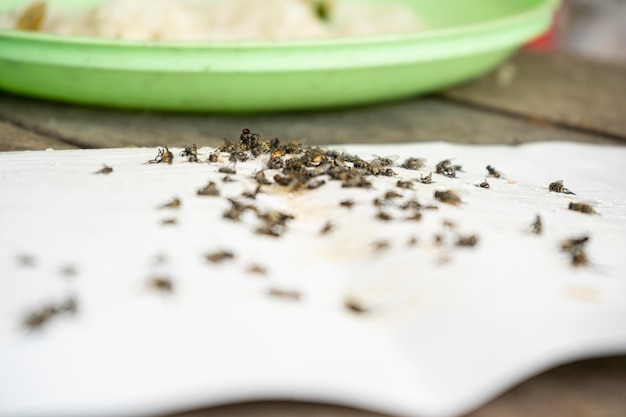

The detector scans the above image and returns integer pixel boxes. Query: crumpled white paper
[1,142,625,417]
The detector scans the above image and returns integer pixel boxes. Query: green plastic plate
[0,0,557,112]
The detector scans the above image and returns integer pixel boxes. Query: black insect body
[434,190,462,206]
[456,234,479,247]
[486,165,503,178]
[180,143,199,162]
[529,214,543,235]
[549,180,575,195]
[436,159,461,177]
[149,276,174,293]
[239,128,260,151]
[95,164,113,174]
[401,157,425,170]
[205,250,235,264]
[569,202,596,214]
[561,236,591,267]
[344,297,369,314]
[147,147,173,164]
[268,288,301,300]
[197,181,220,196]
[159,197,181,209]
[419,172,433,184]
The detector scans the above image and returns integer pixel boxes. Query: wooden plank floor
[0,49,624,150]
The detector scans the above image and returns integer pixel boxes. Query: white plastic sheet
[1,142,625,417]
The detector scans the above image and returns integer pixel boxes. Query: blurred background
[532,0,625,63]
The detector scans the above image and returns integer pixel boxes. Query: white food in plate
[1,0,423,41]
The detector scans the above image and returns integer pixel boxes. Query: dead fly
[476,179,490,189]
[267,157,284,170]
[369,166,396,177]
[352,158,369,169]
[158,197,181,209]
[569,202,596,215]
[529,214,543,235]
[405,212,422,222]
[16,254,36,267]
[486,165,503,178]
[223,199,253,222]
[456,234,479,247]
[549,180,576,195]
[384,190,403,200]
[344,297,369,314]
[561,236,589,252]
[197,181,220,196]
[95,164,113,174]
[419,172,433,184]
[180,143,199,162]
[147,147,173,164]
[273,174,293,187]
[434,190,462,206]
[400,198,422,211]
[239,128,260,151]
[341,175,372,189]
[320,220,336,235]
[254,170,272,185]
[436,159,461,177]
[247,264,267,275]
[560,236,590,267]
[148,276,174,293]
[401,157,425,170]
[256,210,295,237]
[242,185,262,199]
[373,198,386,208]
[161,218,177,225]
[22,305,56,331]
[205,250,235,264]
[218,139,238,154]
[218,166,237,175]
[442,220,456,230]
[376,211,393,221]
[284,140,304,155]
[222,175,236,183]
[207,152,219,163]
[371,239,390,253]
[22,295,78,331]
[229,151,249,163]
[268,288,301,301]
[396,180,414,190]
[370,155,396,167]
[271,148,285,159]
[251,142,270,157]
[339,199,355,209]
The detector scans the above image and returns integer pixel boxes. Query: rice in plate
[1,0,423,41]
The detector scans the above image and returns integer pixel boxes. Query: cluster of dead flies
[19,129,600,330]
[152,129,598,267]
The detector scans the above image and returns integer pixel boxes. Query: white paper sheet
[1,142,625,417]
